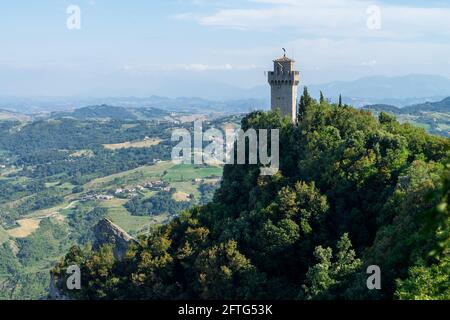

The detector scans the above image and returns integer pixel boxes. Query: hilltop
[365,97,450,114]
[364,97,450,137]
[52,92,450,300]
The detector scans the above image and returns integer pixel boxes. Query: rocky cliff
[93,218,138,260]
[48,218,138,299]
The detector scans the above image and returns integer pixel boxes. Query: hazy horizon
[2,1,450,99]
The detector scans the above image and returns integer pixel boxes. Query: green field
[81,161,222,202]
[44,181,60,188]
[163,164,222,182]
[170,181,201,198]
[23,201,72,219]
[100,199,167,235]
[12,162,223,238]
[85,161,175,190]
[384,112,450,137]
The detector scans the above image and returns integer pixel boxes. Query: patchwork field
[24,201,74,219]
[70,149,94,158]
[7,201,74,239]
[85,161,175,189]
[100,198,167,235]
[176,114,207,123]
[173,191,191,202]
[7,218,41,238]
[10,162,222,238]
[386,112,450,137]
[103,138,162,150]
[163,164,222,182]
[171,181,200,198]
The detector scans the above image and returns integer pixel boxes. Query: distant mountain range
[233,74,450,107]
[0,97,449,129]
[1,74,450,113]
[35,96,450,124]
[307,74,450,107]
[0,108,31,121]
[0,96,268,115]
[364,97,450,115]
[51,105,170,121]
[53,105,141,120]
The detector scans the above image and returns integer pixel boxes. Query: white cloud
[176,63,233,71]
[361,60,377,67]
[166,63,260,71]
[120,63,259,73]
[180,0,450,83]
[281,37,450,83]
[195,0,450,39]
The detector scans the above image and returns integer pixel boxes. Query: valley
[0,101,448,300]
[0,110,229,299]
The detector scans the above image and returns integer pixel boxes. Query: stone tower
[268,53,300,123]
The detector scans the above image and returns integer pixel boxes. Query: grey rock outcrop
[48,273,71,300]
[48,218,138,300]
[93,218,138,260]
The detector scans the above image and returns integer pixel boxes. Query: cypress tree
[298,86,312,121]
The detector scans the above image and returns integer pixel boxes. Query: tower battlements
[268,70,300,84]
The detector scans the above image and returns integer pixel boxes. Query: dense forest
[53,90,450,300]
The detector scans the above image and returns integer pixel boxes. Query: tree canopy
[53,93,450,300]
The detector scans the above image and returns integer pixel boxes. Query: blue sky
[1,0,450,98]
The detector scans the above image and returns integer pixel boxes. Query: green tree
[301,234,361,300]
[194,240,262,299]
[379,112,396,125]
[298,87,314,121]
[396,256,450,300]
[301,246,334,299]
